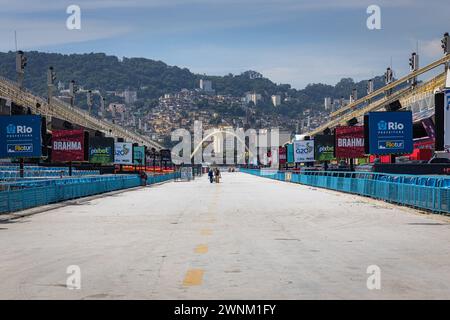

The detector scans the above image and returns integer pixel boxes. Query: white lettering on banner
[16,126,33,134]
[337,138,364,148]
[53,141,82,151]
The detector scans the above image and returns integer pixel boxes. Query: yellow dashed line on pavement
[195,244,208,254]
[183,269,204,286]
[200,229,212,236]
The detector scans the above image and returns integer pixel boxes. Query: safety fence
[0,165,100,180]
[241,169,450,214]
[0,172,178,214]
[147,172,180,184]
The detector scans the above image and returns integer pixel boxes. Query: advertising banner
[0,115,42,158]
[335,126,365,158]
[445,89,450,150]
[367,111,413,155]
[279,146,287,165]
[114,142,133,164]
[293,140,315,163]
[89,137,115,164]
[314,135,335,161]
[52,129,85,162]
[286,143,294,163]
[133,146,146,165]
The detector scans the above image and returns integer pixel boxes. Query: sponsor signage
[314,135,335,161]
[133,146,146,165]
[0,115,42,158]
[286,143,294,163]
[294,140,315,163]
[335,126,365,158]
[279,146,287,165]
[89,137,115,164]
[114,142,133,164]
[367,111,413,155]
[52,129,85,162]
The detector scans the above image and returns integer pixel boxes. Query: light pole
[87,90,93,114]
[366,79,374,104]
[408,52,419,86]
[16,50,26,89]
[69,80,78,108]
[442,32,449,70]
[384,67,393,96]
[47,66,56,129]
[99,96,106,118]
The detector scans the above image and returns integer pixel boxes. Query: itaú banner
[52,129,85,162]
[335,126,365,158]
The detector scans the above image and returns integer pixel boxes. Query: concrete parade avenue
[1,172,450,299]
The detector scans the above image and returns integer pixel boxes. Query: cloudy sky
[0,0,448,88]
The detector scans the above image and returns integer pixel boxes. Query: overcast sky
[0,0,448,89]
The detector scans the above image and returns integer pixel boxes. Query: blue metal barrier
[241,169,450,214]
[147,172,179,184]
[0,172,178,214]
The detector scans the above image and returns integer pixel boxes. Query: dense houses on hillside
[56,80,332,146]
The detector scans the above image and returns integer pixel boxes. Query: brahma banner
[335,126,365,158]
[52,129,85,162]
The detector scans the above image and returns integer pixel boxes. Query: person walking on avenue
[214,168,221,183]
[208,168,214,183]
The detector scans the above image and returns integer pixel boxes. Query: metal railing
[307,70,447,136]
[0,75,162,149]
[241,169,450,214]
[0,172,179,214]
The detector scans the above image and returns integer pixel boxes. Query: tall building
[245,93,262,105]
[271,95,281,107]
[123,90,138,104]
[324,97,332,110]
[199,79,213,92]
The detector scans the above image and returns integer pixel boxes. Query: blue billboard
[367,111,413,155]
[0,115,42,158]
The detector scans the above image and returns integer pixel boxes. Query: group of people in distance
[208,167,221,183]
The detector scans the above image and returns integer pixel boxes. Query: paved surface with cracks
[1,172,450,299]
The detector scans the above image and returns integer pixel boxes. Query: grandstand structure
[0,75,163,150]
[307,54,450,136]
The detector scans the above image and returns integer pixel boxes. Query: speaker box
[84,131,90,161]
[347,117,358,126]
[435,92,445,151]
[385,100,402,112]
[364,114,370,154]
[63,121,73,130]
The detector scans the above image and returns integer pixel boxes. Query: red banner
[52,129,85,162]
[279,146,287,164]
[335,126,365,158]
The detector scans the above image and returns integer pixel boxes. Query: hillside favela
[1,0,450,312]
